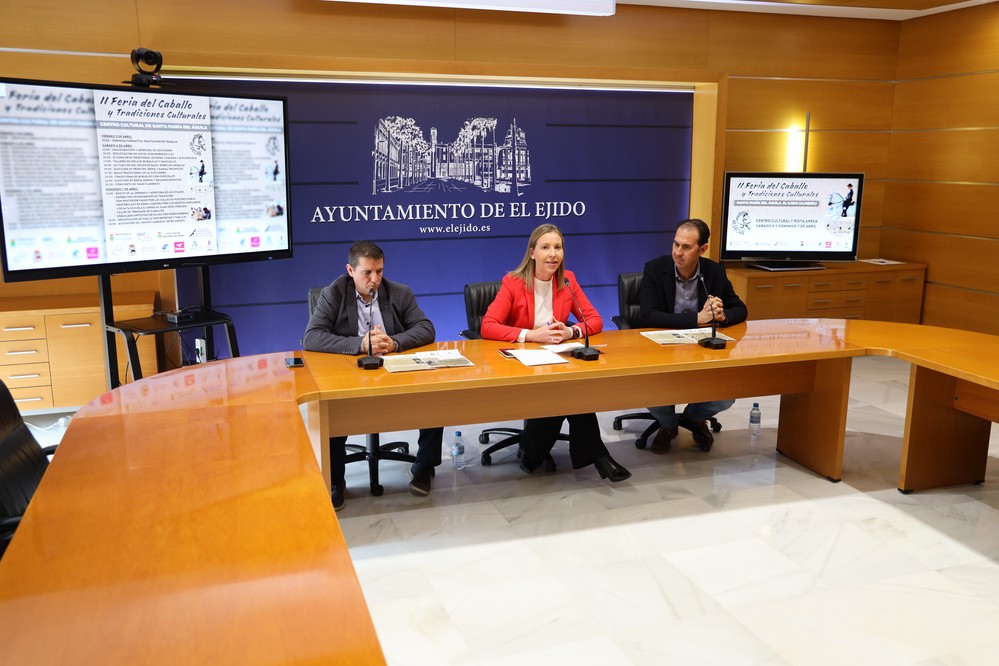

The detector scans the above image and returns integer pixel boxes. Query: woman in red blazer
[480,224,631,483]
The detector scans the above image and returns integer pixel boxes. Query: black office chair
[308,287,415,496]
[0,380,56,560]
[609,272,722,449]
[459,281,564,470]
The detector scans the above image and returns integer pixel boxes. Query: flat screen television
[719,171,863,270]
[0,77,292,283]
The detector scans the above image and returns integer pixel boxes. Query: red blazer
[481,269,603,342]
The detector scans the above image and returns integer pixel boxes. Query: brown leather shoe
[651,425,678,453]
[678,413,714,451]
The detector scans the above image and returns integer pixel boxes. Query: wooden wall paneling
[893,73,999,130]
[0,52,130,87]
[723,131,792,172]
[879,228,999,293]
[897,2,999,79]
[135,0,460,64]
[883,182,999,239]
[455,5,711,70]
[725,78,895,131]
[858,227,881,259]
[0,0,139,53]
[921,283,999,336]
[708,12,899,79]
[888,130,999,182]
[802,131,891,178]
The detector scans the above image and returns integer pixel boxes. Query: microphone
[697,276,727,350]
[357,288,384,369]
[563,277,600,361]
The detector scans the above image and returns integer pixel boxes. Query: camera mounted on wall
[127,48,164,87]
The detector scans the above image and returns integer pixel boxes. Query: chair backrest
[461,281,502,339]
[614,272,643,330]
[0,380,48,520]
[307,287,323,317]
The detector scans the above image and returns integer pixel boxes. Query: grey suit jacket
[302,275,435,354]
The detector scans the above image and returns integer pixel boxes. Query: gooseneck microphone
[563,277,600,361]
[358,288,384,369]
[697,276,727,350]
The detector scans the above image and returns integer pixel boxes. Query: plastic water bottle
[749,402,762,441]
[451,431,466,469]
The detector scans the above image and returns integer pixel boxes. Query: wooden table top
[3,320,999,665]
[0,352,383,666]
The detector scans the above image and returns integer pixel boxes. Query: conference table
[2,318,998,664]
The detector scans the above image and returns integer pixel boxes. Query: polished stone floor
[330,356,999,665]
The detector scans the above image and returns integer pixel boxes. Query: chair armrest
[0,515,21,532]
[42,444,58,456]
[612,315,632,331]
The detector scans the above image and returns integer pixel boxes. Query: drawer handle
[845,314,863,319]
[815,281,833,287]
[901,277,917,282]
[3,326,36,332]
[846,298,862,303]
[875,279,892,285]
[61,323,93,329]
[9,373,41,379]
[813,299,831,304]
[785,283,802,288]
[14,396,43,403]
[755,285,774,290]
[6,350,39,356]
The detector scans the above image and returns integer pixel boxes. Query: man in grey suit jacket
[304,240,443,510]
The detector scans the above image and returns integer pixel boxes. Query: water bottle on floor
[749,402,762,441]
[451,431,466,469]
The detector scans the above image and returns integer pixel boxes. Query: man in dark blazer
[639,218,748,453]
[303,240,443,510]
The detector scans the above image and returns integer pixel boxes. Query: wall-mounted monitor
[0,77,292,283]
[719,171,863,270]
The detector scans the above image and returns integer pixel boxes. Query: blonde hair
[508,223,566,290]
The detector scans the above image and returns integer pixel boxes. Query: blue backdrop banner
[175,79,693,356]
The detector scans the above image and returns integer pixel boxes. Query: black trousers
[520,413,608,470]
[330,427,443,484]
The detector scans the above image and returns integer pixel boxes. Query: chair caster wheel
[401,444,410,454]
[635,438,648,449]
[612,417,623,430]
[481,452,492,466]
[371,483,384,496]
[478,433,489,444]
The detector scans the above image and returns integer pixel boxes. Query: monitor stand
[749,261,826,272]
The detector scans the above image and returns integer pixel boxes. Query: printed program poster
[94,90,217,263]
[0,82,106,270]
[723,175,858,254]
[208,97,288,255]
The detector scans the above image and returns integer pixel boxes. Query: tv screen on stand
[0,77,292,283]
[719,172,863,271]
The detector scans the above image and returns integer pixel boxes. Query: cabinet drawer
[810,274,869,292]
[9,385,54,410]
[0,313,46,342]
[0,339,49,366]
[0,362,51,389]
[807,291,867,310]
[46,312,105,407]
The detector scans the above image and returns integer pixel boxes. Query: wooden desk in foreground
[0,354,384,666]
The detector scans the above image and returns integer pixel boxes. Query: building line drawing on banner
[373,116,532,196]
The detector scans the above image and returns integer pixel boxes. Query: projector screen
[0,77,292,283]
[719,171,863,266]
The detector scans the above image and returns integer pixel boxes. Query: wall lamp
[321,0,615,16]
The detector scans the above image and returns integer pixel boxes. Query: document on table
[508,349,569,366]
[641,328,735,345]
[383,349,474,372]
[540,342,585,354]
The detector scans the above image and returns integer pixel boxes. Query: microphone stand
[697,276,727,350]
[358,288,384,369]
[564,278,601,361]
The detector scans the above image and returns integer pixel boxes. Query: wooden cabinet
[0,292,157,410]
[727,262,926,323]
